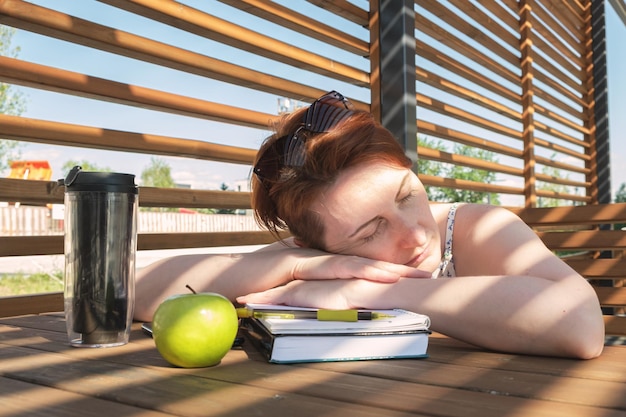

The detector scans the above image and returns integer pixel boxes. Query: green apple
[152,291,238,368]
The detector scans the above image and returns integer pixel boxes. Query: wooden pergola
[0,2,625,416]
[0,0,624,332]
[0,0,618,205]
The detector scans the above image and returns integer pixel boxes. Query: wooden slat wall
[0,0,370,317]
[415,0,595,207]
[0,0,371,258]
[516,203,626,336]
[0,0,600,256]
[0,0,616,329]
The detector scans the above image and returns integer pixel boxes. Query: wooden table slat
[0,376,171,417]
[1,314,625,417]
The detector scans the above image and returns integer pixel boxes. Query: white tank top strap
[432,203,460,279]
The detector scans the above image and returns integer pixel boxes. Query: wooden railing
[2,203,624,339]
[0,205,261,236]
[0,0,371,260]
[515,203,626,336]
[0,0,619,334]
[414,0,602,206]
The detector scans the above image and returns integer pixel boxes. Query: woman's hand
[237,278,396,310]
[290,253,432,283]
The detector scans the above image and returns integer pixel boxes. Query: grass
[0,272,64,296]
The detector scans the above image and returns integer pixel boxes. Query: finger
[293,255,432,282]
[349,261,432,281]
[236,292,268,305]
[346,264,402,282]
[237,286,287,305]
[384,265,432,279]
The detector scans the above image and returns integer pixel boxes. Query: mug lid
[59,166,138,194]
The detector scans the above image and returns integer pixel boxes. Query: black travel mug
[61,166,138,347]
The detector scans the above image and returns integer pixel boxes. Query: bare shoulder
[428,202,456,223]
[430,201,518,219]
[455,203,537,247]
[429,203,524,246]
[452,204,559,277]
[458,203,510,216]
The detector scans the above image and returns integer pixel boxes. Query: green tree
[417,136,447,201]
[61,160,112,174]
[216,182,236,214]
[141,157,175,188]
[536,155,571,207]
[615,183,626,203]
[439,144,500,204]
[140,157,175,212]
[0,26,27,172]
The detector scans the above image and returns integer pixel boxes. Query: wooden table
[0,313,625,417]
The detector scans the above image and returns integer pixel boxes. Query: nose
[391,216,427,248]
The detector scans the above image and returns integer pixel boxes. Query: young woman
[136,91,604,359]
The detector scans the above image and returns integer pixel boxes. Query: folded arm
[134,240,430,321]
[239,206,605,359]
[239,273,603,359]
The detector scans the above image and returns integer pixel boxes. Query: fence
[0,0,622,330]
[0,1,611,257]
[0,205,260,236]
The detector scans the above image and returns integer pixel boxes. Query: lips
[405,242,430,267]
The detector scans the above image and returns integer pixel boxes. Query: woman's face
[312,162,442,273]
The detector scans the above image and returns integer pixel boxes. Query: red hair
[252,108,412,249]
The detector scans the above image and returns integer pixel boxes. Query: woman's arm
[134,243,431,321]
[238,273,604,359]
[439,204,603,358]
[451,205,584,283]
[239,206,605,359]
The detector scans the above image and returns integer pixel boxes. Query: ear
[293,238,308,248]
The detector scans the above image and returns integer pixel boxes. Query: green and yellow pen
[236,308,395,322]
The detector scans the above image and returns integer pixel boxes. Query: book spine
[241,318,275,362]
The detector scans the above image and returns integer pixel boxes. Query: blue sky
[5,0,626,199]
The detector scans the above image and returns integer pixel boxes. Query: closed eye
[398,190,417,205]
[363,218,385,243]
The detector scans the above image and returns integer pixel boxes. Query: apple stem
[185,284,197,294]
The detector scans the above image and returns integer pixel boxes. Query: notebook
[241,303,431,364]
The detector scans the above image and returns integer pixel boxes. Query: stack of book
[240,304,431,364]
